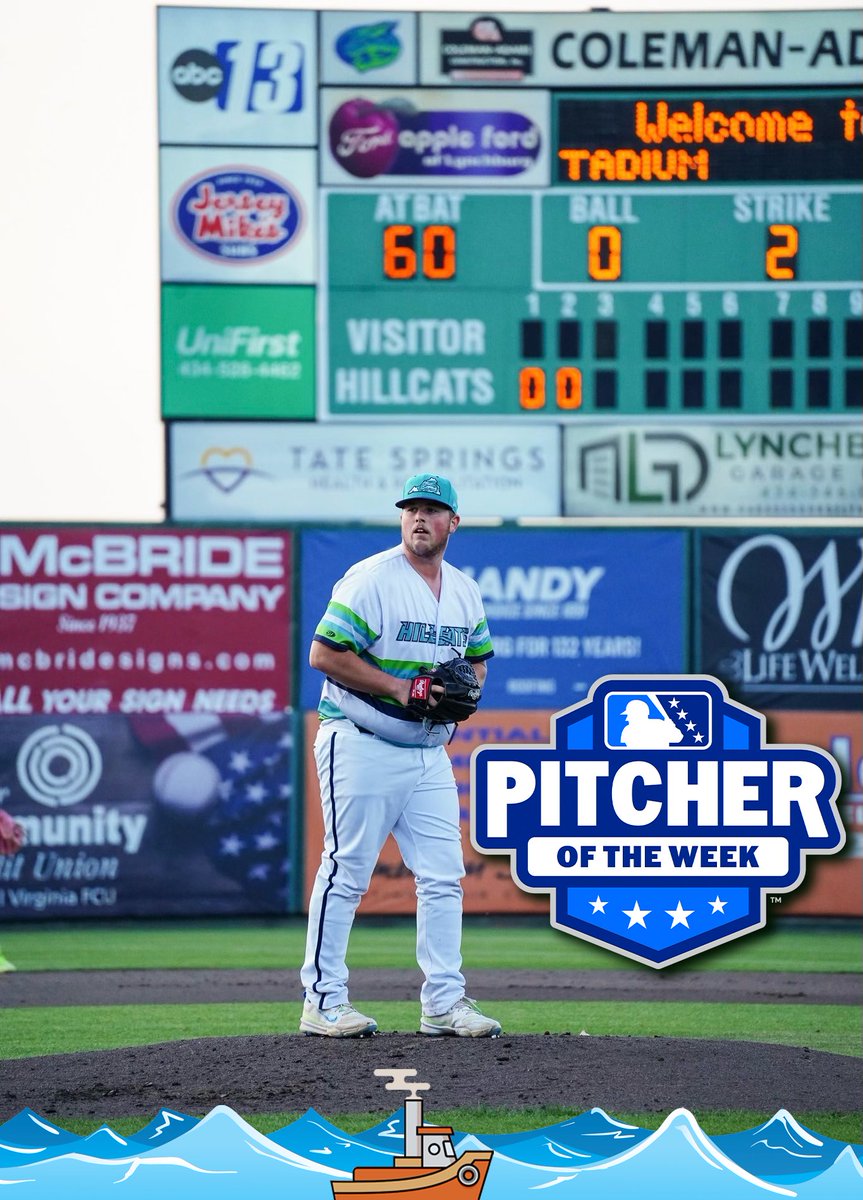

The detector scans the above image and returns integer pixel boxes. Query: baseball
[153,752,221,817]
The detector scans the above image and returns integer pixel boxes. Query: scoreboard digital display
[157,7,863,428]
[324,86,861,418]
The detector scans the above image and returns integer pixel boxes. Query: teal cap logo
[396,474,458,513]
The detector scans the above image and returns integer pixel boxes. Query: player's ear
[449,513,460,531]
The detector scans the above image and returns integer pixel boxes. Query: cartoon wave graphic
[0,1104,860,1199]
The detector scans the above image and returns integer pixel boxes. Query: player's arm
[310,639,411,706]
[471,661,488,688]
[465,607,491,693]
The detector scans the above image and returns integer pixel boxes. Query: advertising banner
[299,528,686,710]
[766,709,862,917]
[563,422,863,519]
[419,11,863,87]
[157,7,318,146]
[320,87,549,185]
[0,526,292,717]
[0,711,297,921]
[161,285,316,419]
[303,710,550,914]
[160,148,316,284]
[320,11,418,85]
[695,530,863,710]
[168,422,560,521]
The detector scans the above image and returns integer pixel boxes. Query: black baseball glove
[407,657,482,724]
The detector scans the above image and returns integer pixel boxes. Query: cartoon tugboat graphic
[332,1069,493,1200]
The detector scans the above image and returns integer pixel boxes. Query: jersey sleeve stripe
[468,618,494,658]
[315,601,379,650]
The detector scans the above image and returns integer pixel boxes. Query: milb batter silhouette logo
[470,675,845,966]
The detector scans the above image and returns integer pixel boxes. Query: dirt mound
[2,1032,859,1120]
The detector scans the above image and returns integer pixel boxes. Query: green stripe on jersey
[316,601,379,649]
[470,618,493,658]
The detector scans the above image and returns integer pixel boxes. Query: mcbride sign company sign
[0,528,292,716]
[471,675,844,966]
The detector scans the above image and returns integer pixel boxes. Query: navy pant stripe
[310,731,339,1008]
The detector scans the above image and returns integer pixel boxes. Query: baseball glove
[407,657,482,724]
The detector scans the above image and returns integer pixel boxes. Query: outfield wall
[0,523,859,922]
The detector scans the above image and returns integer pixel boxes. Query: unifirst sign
[471,676,845,966]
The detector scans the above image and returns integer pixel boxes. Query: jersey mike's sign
[172,167,305,262]
[470,674,845,966]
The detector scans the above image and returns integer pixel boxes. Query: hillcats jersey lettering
[314,545,493,746]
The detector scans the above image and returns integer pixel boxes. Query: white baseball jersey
[313,545,493,746]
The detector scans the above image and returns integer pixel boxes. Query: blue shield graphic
[471,675,845,966]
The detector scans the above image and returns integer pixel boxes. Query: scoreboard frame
[157,6,863,434]
[320,72,861,421]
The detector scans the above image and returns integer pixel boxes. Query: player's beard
[402,514,452,560]
[405,526,450,559]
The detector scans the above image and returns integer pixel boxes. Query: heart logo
[199,447,254,494]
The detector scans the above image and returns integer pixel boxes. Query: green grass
[1,918,858,1145]
[1,916,859,973]
[50,1108,863,1146]
[1,998,858,1059]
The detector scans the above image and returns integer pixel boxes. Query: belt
[349,722,441,749]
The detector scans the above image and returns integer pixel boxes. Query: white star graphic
[590,895,608,914]
[668,698,680,708]
[622,900,651,928]
[229,751,252,774]
[245,782,267,803]
[686,721,696,732]
[255,831,279,851]
[220,834,243,857]
[694,733,704,743]
[678,708,688,721]
[666,901,695,928]
[709,895,727,914]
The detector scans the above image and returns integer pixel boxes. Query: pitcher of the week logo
[300,474,501,1039]
[0,808,25,972]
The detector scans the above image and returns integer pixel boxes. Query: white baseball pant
[301,720,466,1016]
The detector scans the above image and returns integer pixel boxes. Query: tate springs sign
[471,675,845,966]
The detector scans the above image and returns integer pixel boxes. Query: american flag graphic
[130,712,293,909]
[604,691,712,751]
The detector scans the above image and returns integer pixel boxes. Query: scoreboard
[324,86,861,418]
[157,7,863,432]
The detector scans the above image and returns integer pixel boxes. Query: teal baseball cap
[395,473,459,513]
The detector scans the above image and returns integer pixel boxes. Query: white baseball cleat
[300,1000,378,1038]
[420,997,502,1038]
